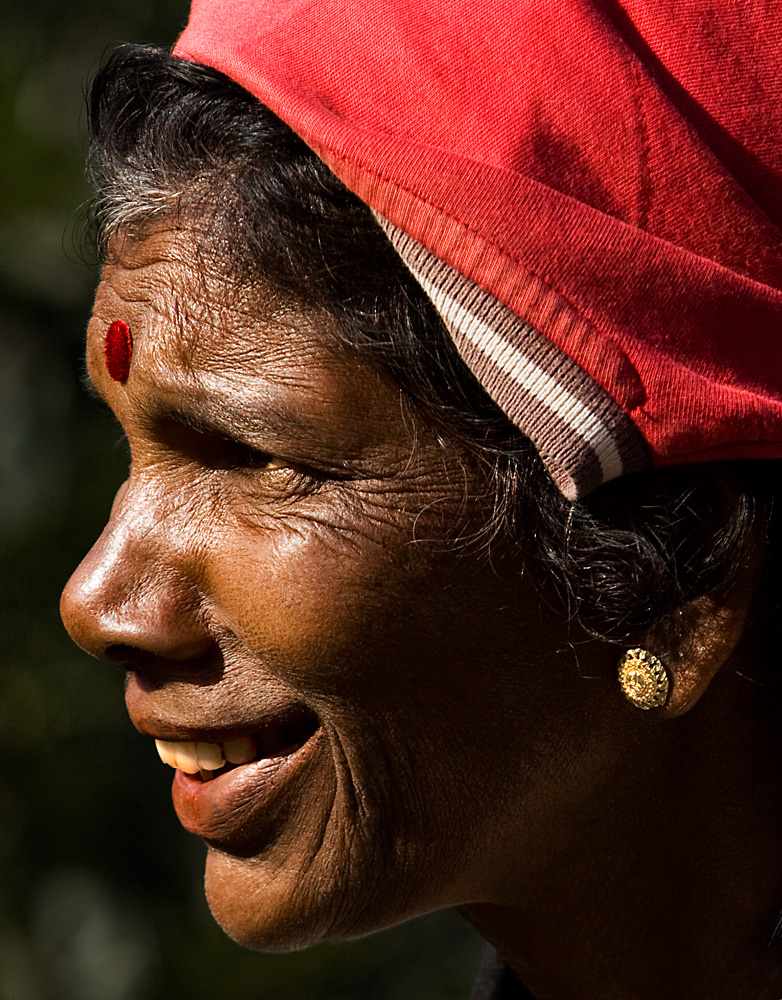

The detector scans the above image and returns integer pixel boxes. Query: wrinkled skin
[61,229,782,1000]
[61,228,612,947]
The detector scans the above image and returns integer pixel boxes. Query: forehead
[89,228,347,381]
[86,228,406,453]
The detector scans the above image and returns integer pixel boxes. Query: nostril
[100,635,223,688]
[104,644,139,664]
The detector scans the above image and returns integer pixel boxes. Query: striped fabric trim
[377,217,649,499]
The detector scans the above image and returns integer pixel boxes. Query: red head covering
[174,0,782,498]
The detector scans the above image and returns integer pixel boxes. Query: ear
[648,580,757,718]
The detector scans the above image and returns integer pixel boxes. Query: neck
[460,670,782,1000]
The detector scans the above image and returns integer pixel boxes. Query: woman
[60,1,782,997]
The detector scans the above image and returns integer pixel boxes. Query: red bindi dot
[104,321,133,383]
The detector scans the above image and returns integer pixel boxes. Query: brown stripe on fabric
[376,216,649,499]
[438,281,605,497]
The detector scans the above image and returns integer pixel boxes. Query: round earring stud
[618,647,669,710]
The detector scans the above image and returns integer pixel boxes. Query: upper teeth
[155,736,256,774]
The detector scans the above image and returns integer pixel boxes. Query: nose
[60,478,214,665]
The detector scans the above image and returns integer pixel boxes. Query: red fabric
[105,320,132,383]
[174,0,782,470]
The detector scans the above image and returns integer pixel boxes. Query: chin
[203,848,331,951]
[202,840,448,952]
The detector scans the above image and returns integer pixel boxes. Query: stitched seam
[325,148,629,353]
[326,147,657,419]
[329,148,582,313]
[341,151,782,418]
[627,54,652,231]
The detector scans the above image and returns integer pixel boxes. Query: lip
[170,725,324,849]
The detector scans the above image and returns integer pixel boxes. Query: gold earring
[618,648,669,710]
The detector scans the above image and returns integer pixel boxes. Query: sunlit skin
[61,228,782,999]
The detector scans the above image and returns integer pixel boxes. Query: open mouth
[154,710,320,782]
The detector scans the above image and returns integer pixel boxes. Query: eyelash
[214,438,281,471]
[83,382,323,489]
[181,429,325,494]
[223,445,326,498]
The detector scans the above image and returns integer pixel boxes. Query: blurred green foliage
[0,2,484,997]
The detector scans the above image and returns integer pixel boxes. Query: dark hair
[86,44,780,646]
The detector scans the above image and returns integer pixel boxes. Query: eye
[220,439,287,472]
[155,417,287,473]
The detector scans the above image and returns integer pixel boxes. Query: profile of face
[60,227,617,951]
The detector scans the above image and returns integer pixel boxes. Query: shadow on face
[60,227,624,950]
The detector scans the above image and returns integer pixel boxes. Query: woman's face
[61,228,609,949]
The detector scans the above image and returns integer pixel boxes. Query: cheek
[203,507,548,800]
[190,497,588,936]
[208,511,452,694]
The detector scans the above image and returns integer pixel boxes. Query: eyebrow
[150,403,269,445]
[82,363,321,456]
[147,387,315,447]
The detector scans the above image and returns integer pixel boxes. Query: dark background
[0,1,484,996]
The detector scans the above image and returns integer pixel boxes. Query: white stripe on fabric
[411,266,625,484]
